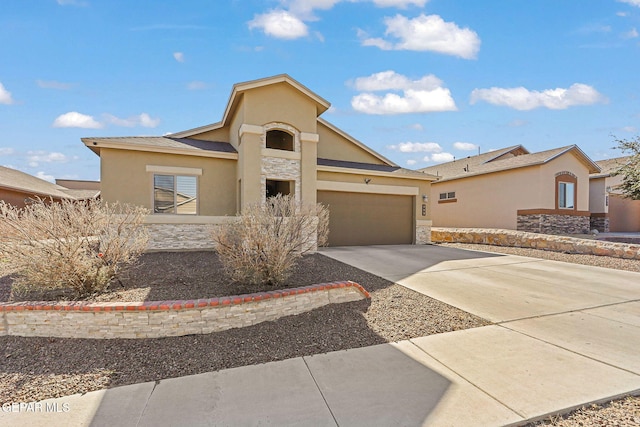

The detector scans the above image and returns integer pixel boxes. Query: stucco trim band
[0,281,370,339]
[145,165,203,176]
[144,215,238,225]
[317,165,437,181]
[317,180,419,196]
[517,208,590,217]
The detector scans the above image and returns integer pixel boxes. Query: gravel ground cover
[440,242,640,272]
[526,395,640,426]
[0,251,487,404]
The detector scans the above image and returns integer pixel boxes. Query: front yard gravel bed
[0,251,488,404]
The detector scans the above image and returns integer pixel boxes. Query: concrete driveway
[321,244,640,419]
[320,244,640,323]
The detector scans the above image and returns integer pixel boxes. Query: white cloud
[619,0,640,7]
[352,88,456,114]
[52,112,103,129]
[36,80,74,90]
[103,113,160,128]
[0,82,14,105]
[623,27,639,38]
[248,10,309,39]
[173,52,185,62]
[470,83,607,111]
[187,81,209,90]
[352,70,443,91]
[617,11,629,17]
[27,151,72,167]
[453,142,477,151]
[35,171,55,183]
[388,142,442,153]
[351,71,457,114]
[360,14,481,59]
[409,123,424,131]
[430,152,455,163]
[0,147,15,156]
[406,159,417,166]
[622,126,638,132]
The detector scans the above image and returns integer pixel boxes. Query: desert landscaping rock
[0,252,488,405]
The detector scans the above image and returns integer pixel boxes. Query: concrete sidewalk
[2,245,639,426]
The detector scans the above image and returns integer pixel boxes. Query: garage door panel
[317,191,413,246]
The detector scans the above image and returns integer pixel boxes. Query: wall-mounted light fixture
[422,194,428,203]
[364,178,371,184]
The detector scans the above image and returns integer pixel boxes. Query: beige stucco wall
[317,122,385,165]
[431,166,543,229]
[100,148,237,216]
[430,153,592,230]
[589,177,608,214]
[243,83,318,133]
[609,194,640,232]
[191,126,230,145]
[539,153,590,211]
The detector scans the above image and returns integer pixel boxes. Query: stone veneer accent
[145,224,219,251]
[431,227,640,260]
[0,282,369,339]
[517,213,590,234]
[590,215,610,233]
[261,156,301,202]
[415,220,432,244]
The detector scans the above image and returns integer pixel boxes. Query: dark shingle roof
[82,136,237,154]
[420,145,599,182]
[318,158,434,178]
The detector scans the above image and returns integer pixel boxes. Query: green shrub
[213,194,329,287]
[0,198,149,299]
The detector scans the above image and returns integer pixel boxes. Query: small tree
[612,135,640,200]
[213,194,329,287]
[0,198,149,299]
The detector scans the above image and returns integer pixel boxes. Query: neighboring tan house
[0,166,100,209]
[590,156,640,232]
[419,145,601,234]
[81,75,436,249]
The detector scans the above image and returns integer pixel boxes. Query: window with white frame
[439,191,456,200]
[153,174,198,214]
[558,182,575,209]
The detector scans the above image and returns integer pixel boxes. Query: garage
[317,191,414,246]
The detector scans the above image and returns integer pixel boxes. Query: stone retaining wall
[431,227,640,260]
[145,223,219,251]
[0,281,369,339]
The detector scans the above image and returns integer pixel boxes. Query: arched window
[266,129,294,151]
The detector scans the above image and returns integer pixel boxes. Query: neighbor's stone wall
[431,227,640,260]
[517,214,590,234]
[590,216,610,233]
[0,282,369,339]
[145,224,219,251]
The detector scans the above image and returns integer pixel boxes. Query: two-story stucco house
[82,75,436,249]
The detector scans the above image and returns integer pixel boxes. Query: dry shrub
[0,198,149,299]
[213,194,329,287]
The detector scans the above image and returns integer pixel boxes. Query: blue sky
[1,0,639,182]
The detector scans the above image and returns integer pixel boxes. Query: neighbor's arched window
[266,129,294,151]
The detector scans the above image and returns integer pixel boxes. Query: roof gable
[171,74,331,139]
[422,145,600,182]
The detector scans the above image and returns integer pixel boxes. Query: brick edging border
[0,281,369,312]
[0,281,370,339]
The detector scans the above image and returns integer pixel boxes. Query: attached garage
[317,190,414,246]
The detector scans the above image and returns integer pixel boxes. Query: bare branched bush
[213,194,329,287]
[0,198,149,299]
